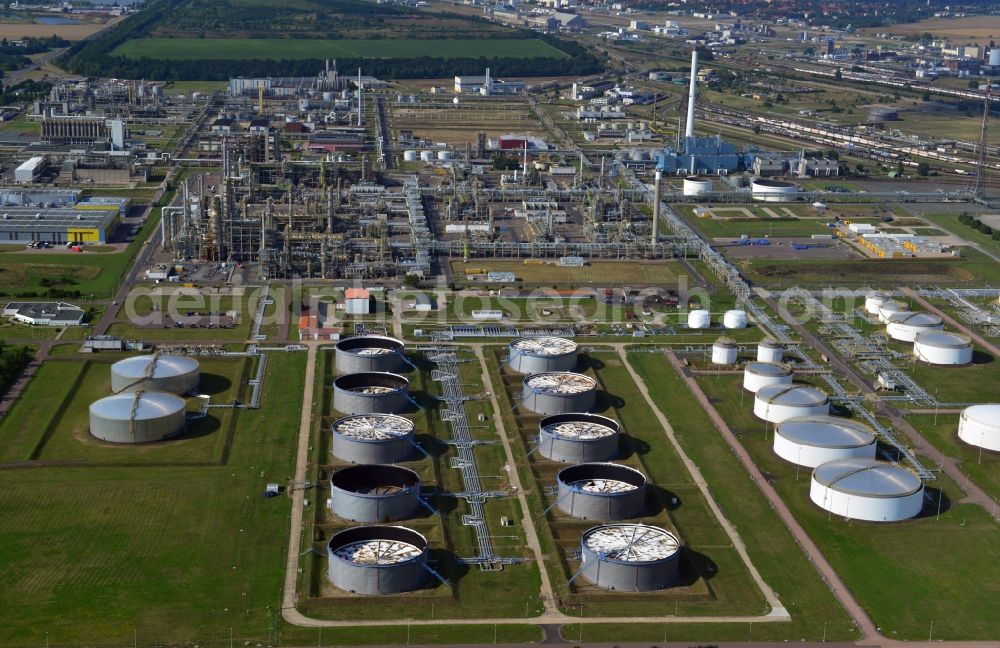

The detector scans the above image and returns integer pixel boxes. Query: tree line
[0,341,32,399]
[959,212,1000,242]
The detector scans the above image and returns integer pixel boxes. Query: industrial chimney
[684,49,698,139]
[651,170,661,244]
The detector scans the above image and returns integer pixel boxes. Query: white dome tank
[774,416,877,468]
[722,309,748,329]
[750,178,799,202]
[682,176,712,196]
[420,150,435,162]
[877,299,909,324]
[437,150,452,161]
[958,404,1000,452]
[711,338,738,365]
[403,150,417,162]
[913,331,973,366]
[754,384,830,423]
[864,292,890,316]
[885,312,944,342]
[810,458,924,522]
[110,354,200,395]
[757,340,784,363]
[742,362,793,393]
[687,309,711,329]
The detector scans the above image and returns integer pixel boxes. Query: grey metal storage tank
[579,524,681,592]
[331,414,416,464]
[110,354,200,395]
[538,413,620,463]
[335,336,406,374]
[326,526,429,595]
[330,464,420,523]
[334,372,411,415]
[508,337,579,374]
[89,390,187,444]
[521,372,598,415]
[556,463,647,520]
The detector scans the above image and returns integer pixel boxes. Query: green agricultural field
[694,372,1000,640]
[114,37,568,60]
[0,352,306,645]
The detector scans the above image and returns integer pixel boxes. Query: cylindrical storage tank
[774,416,877,468]
[508,337,579,374]
[750,178,799,202]
[742,361,793,393]
[722,309,748,329]
[810,459,924,522]
[335,336,406,374]
[958,404,1000,452]
[331,414,416,464]
[579,524,681,591]
[437,150,452,161]
[110,354,200,395]
[538,413,620,463]
[333,373,410,415]
[990,48,1000,66]
[89,391,187,444]
[556,463,647,521]
[754,384,830,423]
[403,150,417,162]
[330,464,420,523]
[420,150,435,162]
[711,337,738,365]
[682,176,712,196]
[521,372,598,415]
[687,309,711,329]
[913,331,973,366]
[864,292,890,316]
[877,299,909,324]
[885,312,944,342]
[326,526,429,595]
[757,339,784,363]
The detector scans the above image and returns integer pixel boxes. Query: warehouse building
[0,207,118,244]
[3,301,85,326]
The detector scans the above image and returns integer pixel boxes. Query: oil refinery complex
[5,4,1000,645]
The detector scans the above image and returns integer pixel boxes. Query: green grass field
[115,37,568,60]
[451,260,681,286]
[0,352,306,645]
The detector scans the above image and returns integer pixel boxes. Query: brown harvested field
[0,17,119,41]
[872,15,1000,40]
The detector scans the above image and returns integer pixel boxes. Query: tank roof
[541,413,619,440]
[524,372,596,395]
[745,362,792,377]
[886,312,942,327]
[915,331,972,348]
[777,416,876,449]
[510,336,578,356]
[112,354,199,379]
[813,458,922,498]
[583,524,680,562]
[962,404,1000,428]
[756,384,829,407]
[332,414,414,440]
[90,391,186,421]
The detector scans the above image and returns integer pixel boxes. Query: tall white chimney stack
[684,49,698,139]
[651,170,661,244]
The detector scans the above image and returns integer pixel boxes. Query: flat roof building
[3,301,85,326]
[0,206,119,244]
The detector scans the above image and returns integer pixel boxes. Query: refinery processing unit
[7,2,1000,643]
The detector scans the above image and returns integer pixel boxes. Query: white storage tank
[757,339,784,363]
[110,354,200,395]
[722,309,748,329]
[89,391,187,444]
[437,150,452,161]
[810,458,924,522]
[687,309,711,329]
[958,404,1000,452]
[420,150,435,162]
[750,178,799,202]
[403,150,417,162]
[754,384,830,423]
[877,299,909,324]
[913,331,973,366]
[711,337,738,365]
[990,48,1000,67]
[774,416,877,468]
[742,362,793,393]
[885,312,944,342]
[864,292,890,316]
[682,176,713,196]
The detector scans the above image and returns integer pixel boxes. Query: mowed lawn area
[0,352,306,645]
[114,37,568,60]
